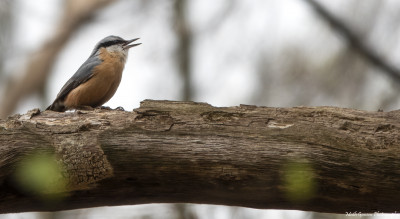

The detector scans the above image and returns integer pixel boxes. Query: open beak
[123,38,141,50]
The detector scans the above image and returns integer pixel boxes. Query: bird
[46,35,141,112]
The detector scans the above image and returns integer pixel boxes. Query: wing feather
[56,56,102,100]
[46,56,102,111]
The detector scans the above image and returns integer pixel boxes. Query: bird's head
[91,35,141,58]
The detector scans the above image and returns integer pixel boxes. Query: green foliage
[14,153,67,200]
[282,159,316,202]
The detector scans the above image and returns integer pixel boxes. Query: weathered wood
[1,100,400,213]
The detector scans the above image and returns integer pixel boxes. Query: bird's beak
[123,38,141,50]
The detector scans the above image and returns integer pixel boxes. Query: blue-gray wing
[55,56,102,101]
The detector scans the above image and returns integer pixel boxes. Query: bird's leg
[98,106,112,110]
[115,106,125,111]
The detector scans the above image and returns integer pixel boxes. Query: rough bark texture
[0,100,400,214]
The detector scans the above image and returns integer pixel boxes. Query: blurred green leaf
[14,153,67,200]
[282,159,316,202]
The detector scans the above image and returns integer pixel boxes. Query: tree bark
[1,100,400,214]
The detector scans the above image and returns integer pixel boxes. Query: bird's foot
[115,106,125,111]
[98,106,112,110]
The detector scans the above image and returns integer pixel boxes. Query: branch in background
[304,0,400,82]
[1,100,400,213]
[200,0,237,33]
[174,0,192,101]
[0,0,116,119]
[0,1,13,82]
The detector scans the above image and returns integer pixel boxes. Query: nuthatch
[47,35,141,112]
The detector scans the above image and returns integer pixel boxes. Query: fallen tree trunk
[0,100,399,214]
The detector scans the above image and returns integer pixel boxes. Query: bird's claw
[99,106,112,110]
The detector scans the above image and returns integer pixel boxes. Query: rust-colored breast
[64,48,126,109]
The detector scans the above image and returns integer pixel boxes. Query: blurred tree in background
[0,0,12,85]
[1,0,400,218]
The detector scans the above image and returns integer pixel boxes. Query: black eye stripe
[91,37,125,55]
[100,40,123,48]
[94,40,124,52]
